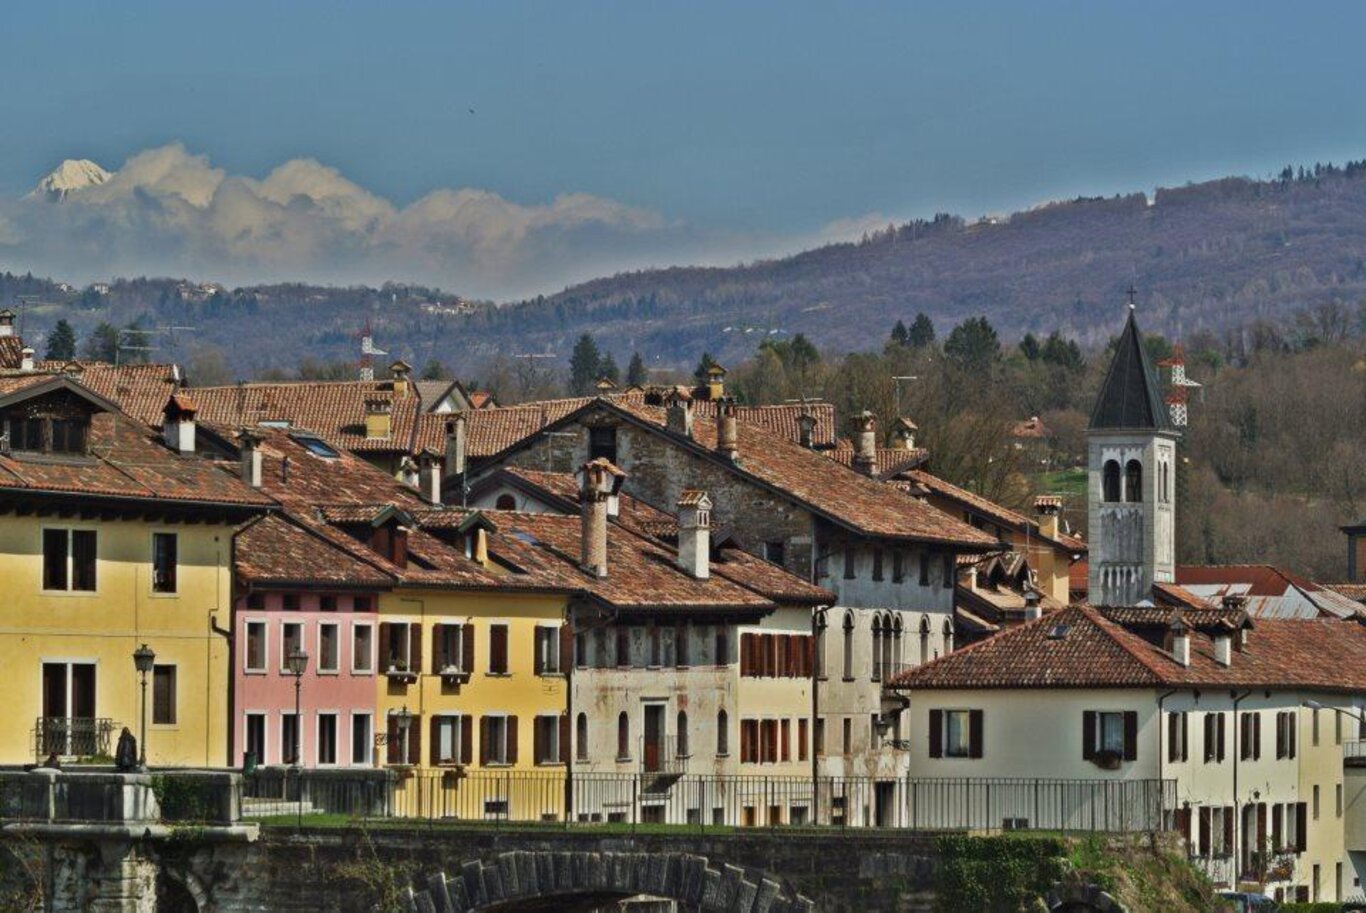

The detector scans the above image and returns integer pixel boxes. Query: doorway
[40,662,96,757]
[874,780,897,828]
[643,704,665,772]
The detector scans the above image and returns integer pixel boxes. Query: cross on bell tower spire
[1125,285,1138,308]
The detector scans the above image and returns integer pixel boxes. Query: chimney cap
[666,387,693,404]
[389,359,412,376]
[578,457,626,496]
[894,416,918,432]
[1034,495,1063,516]
[595,376,618,392]
[163,393,199,418]
[237,426,264,447]
[706,362,727,378]
[0,309,14,323]
[677,489,711,509]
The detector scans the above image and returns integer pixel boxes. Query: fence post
[632,776,639,833]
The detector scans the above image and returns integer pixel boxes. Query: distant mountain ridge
[3,164,1366,375]
[28,159,112,200]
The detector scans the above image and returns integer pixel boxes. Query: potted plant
[1091,748,1123,770]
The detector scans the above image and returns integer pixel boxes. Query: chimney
[19,347,34,372]
[716,398,739,461]
[1170,618,1190,667]
[852,410,878,476]
[595,377,617,393]
[445,413,468,479]
[399,456,419,488]
[1214,631,1232,667]
[1023,589,1042,622]
[472,527,489,566]
[0,309,14,338]
[677,490,712,579]
[1221,593,1248,612]
[797,412,817,449]
[705,363,727,401]
[418,451,442,504]
[892,417,917,451]
[389,360,412,397]
[1034,495,1063,540]
[578,458,623,578]
[364,398,392,440]
[665,391,694,438]
[162,395,198,455]
[238,429,263,488]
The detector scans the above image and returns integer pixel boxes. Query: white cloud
[0,144,686,299]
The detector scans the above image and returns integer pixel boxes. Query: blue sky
[1,1,1364,298]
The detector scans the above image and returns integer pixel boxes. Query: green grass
[1036,468,1087,498]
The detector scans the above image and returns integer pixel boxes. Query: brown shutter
[929,709,943,758]
[1181,712,1189,762]
[1223,805,1234,853]
[1204,715,1215,763]
[1199,807,1211,856]
[1257,802,1267,854]
[1254,714,1262,760]
[492,625,508,673]
[739,633,751,676]
[386,715,400,764]
[462,623,475,673]
[533,628,544,675]
[559,714,570,765]
[1168,713,1178,763]
[1289,715,1297,759]
[533,716,545,764]
[798,718,808,761]
[432,624,445,670]
[1272,804,1283,851]
[560,624,573,673]
[460,716,473,765]
[1295,802,1307,852]
[969,709,984,759]
[1176,807,1191,845]
[479,716,490,765]
[1123,711,1138,761]
[1217,713,1226,762]
[430,716,441,766]
[409,625,423,674]
[781,719,791,761]
[378,624,391,670]
[506,716,518,764]
[1276,714,1285,759]
[408,717,421,765]
[1082,711,1097,760]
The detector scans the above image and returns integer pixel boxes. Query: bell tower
[1086,303,1179,606]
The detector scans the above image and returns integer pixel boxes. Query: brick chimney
[19,347,34,372]
[1170,617,1190,667]
[1034,495,1063,540]
[0,309,14,337]
[162,394,198,455]
[445,413,467,479]
[797,413,817,449]
[389,360,412,397]
[705,363,727,401]
[716,398,739,461]
[578,458,623,578]
[677,490,712,579]
[666,390,694,438]
[418,451,441,504]
[364,398,392,440]
[892,417,917,451]
[852,410,877,476]
[238,428,263,488]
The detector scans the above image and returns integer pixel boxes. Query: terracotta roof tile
[236,514,395,588]
[903,469,1087,554]
[188,380,419,452]
[828,444,929,476]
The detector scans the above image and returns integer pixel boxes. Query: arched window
[495,493,516,510]
[842,612,855,680]
[892,615,904,673]
[617,712,630,760]
[677,711,689,758]
[871,615,883,681]
[1102,460,1122,502]
[576,712,588,761]
[942,617,955,655]
[919,615,931,665]
[1161,462,1170,503]
[1125,460,1143,503]
[717,709,729,756]
[814,614,827,679]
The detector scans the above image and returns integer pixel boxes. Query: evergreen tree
[419,358,448,380]
[600,352,620,385]
[693,352,717,385]
[626,351,648,386]
[81,322,120,362]
[908,312,936,348]
[1040,331,1085,371]
[568,333,603,395]
[45,320,77,361]
[1018,333,1041,361]
[943,316,1001,368]
[890,320,909,347]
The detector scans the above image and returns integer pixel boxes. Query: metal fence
[32,717,117,760]
[240,769,1175,834]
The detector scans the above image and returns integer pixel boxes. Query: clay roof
[1089,310,1173,433]
[0,336,24,369]
[1325,583,1366,604]
[1175,564,1317,597]
[827,444,929,477]
[902,469,1087,554]
[892,604,1366,693]
[235,514,395,588]
[59,363,185,427]
[188,380,419,453]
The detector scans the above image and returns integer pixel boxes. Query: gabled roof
[188,380,420,453]
[827,444,929,477]
[892,604,1366,693]
[235,514,396,589]
[49,362,185,426]
[1089,310,1173,433]
[901,469,1087,556]
[478,397,998,549]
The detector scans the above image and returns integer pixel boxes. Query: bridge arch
[1043,881,1127,913]
[406,850,814,913]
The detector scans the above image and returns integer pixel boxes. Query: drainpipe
[1232,689,1252,885]
[1157,688,1180,830]
[811,606,829,808]
[220,534,238,768]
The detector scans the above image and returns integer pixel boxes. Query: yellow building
[0,375,271,766]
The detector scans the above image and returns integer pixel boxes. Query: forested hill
[478,163,1366,366]
[5,164,1366,377]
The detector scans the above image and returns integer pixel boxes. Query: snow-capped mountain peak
[30,159,112,200]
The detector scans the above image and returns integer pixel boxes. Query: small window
[43,529,97,592]
[482,715,510,765]
[1125,460,1143,503]
[616,628,631,667]
[677,710,689,757]
[351,713,372,765]
[675,625,690,667]
[919,553,930,586]
[1103,460,1122,502]
[291,433,340,459]
[352,624,373,673]
[281,713,300,765]
[353,595,374,613]
[317,713,338,765]
[535,626,561,675]
[589,426,618,463]
[152,533,177,594]
[1098,712,1125,753]
[764,540,785,566]
[892,551,904,583]
[495,493,517,510]
[576,713,589,761]
[152,665,176,725]
[245,621,267,672]
[245,713,266,765]
[281,622,302,670]
[534,715,562,764]
[617,712,631,760]
[843,548,857,579]
[318,623,339,673]
[488,624,509,674]
[714,628,728,666]
[717,709,729,756]
[942,554,954,589]
[434,715,462,764]
[944,710,972,757]
[320,595,337,612]
[282,593,300,611]
[871,549,884,582]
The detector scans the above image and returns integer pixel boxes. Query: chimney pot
[705,363,727,401]
[578,458,623,578]
[1023,590,1042,622]
[852,410,878,476]
[892,417,918,451]
[19,347,34,372]
[716,397,739,461]
[1034,495,1063,539]
[1170,619,1190,667]
[418,452,442,504]
[797,412,817,449]
[666,391,694,438]
[677,490,712,579]
[238,429,263,488]
[0,309,14,337]
[445,413,468,479]
[162,395,198,455]
[389,360,411,397]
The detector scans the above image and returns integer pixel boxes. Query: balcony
[33,717,117,761]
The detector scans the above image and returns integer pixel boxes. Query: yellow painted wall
[378,588,569,821]
[0,515,233,767]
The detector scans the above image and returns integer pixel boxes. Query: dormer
[325,505,416,568]
[0,376,118,459]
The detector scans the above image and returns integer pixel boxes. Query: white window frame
[349,712,373,767]
[279,621,304,673]
[244,711,268,765]
[536,625,561,675]
[943,709,973,758]
[40,526,98,595]
[535,713,561,765]
[150,530,178,596]
[386,622,413,672]
[317,622,340,674]
[485,713,509,765]
[244,620,268,674]
[437,624,464,673]
[351,623,374,674]
[316,711,339,766]
[434,713,462,765]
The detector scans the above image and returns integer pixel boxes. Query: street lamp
[132,644,156,770]
[286,646,309,766]
[395,704,413,760]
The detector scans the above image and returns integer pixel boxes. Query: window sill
[536,671,565,679]
[615,756,632,763]
[486,672,512,678]
[317,670,339,677]
[244,669,268,676]
[350,669,375,676]
[483,761,513,768]
[535,761,566,767]
[148,592,179,599]
[841,676,855,683]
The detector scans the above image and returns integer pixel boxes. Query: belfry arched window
[1103,460,1122,502]
[1125,460,1143,503]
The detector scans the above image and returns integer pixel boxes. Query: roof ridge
[1080,605,1174,682]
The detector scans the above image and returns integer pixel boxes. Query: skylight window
[511,530,541,547]
[1047,624,1071,640]
[291,433,339,459]
[260,420,292,429]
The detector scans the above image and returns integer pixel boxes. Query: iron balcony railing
[1343,739,1366,764]
[640,736,686,777]
[33,717,117,760]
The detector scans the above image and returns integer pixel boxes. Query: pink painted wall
[233,592,380,768]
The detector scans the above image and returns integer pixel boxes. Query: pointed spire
[1089,308,1172,433]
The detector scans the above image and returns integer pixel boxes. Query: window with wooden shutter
[1296,802,1307,852]
[506,716,518,764]
[461,623,475,672]
[489,624,508,674]
[1168,713,1180,763]
[1217,713,1226,762]
[479,716,491,765]
[798,719,808,761]
[408,625,422,674]
[1254,714,1262,759]
[386,715,401,765]
[617,628,631,667]
[780,719,791,762]
[1272,804,1283,851]
[559,714,570,765]
[460,716,473,765]
[617,712,630,760]
[740,633,752,676]
[929,709,944,758]
[533,715,545,763]
[1082,711,1096,761]
[1123,711,1138,761]
[430,716,441,766]
[407,716,421,765]
[1198,807,1211,856]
